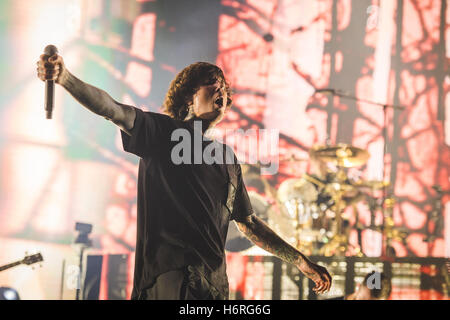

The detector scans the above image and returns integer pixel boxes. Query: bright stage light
[0,287,20,300]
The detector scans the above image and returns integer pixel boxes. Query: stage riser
[79,254,449,300]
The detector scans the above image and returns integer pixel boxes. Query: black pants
[141,266,226,300]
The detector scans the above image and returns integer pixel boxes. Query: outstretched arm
[37,54,136,134]
[235,214,332,294]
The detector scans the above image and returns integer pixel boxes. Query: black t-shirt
[121,107,253,299]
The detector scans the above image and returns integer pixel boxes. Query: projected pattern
[0,0,448,300]
[216,0,449,258]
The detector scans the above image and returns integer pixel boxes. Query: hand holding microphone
[37,45,66,119]
[314,88,335,95]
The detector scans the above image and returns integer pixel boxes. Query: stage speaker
[82,254,131,300]
[82,255,103,300]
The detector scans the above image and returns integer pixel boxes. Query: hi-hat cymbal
[309,144,370,168]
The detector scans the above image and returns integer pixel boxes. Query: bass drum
[272,177,329,254]
[225,191,272,252]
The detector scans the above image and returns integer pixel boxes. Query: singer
[36,52,331,300]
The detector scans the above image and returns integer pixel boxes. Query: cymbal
[309,144,370,168]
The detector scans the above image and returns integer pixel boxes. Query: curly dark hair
[162,62,232,120]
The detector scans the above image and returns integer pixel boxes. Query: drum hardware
[276,177,328,254]
[315,91,406,252]
[293,198,306,251]
[307,144,370,256]
[271,144,372,256]
[279,155,309,163]
[273,142,413,258]
[311,90,406,257]
[362,191,383,231]
[353,193,408,258]
[424,186,444,256]
[302,173,326,189]
[319,170,357,256]
[355,180,390,191]
[352,203,365,257]
[380,197,408,257]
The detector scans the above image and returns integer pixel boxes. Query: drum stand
[293,199,314,256]
[314,88,405,257]
[319,167,350,256]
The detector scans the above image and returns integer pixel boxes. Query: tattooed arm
[235,213,332,294]
[37,53,136,134]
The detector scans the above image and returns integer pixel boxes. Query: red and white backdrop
[0,0,448,299]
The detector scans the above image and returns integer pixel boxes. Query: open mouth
[214,97,223,109]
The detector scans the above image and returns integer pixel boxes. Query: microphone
[43,45,58,119]
[314,88,335,95]
[290,26,305,34]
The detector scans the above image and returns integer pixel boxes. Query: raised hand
[36,53,67,85]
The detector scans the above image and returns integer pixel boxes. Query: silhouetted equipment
[0,253,43,272]
[74,222,93,300]
[75,222,93,246]
[83,254,130,300]
[43,44,58,119]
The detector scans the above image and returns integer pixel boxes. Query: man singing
[37,54,332,300]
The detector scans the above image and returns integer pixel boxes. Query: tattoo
[62,72,134,133]
[63,72,114,117]
[236,214,307,267]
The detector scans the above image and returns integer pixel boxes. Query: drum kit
[226,143,407,257]
[274,143,409,257]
